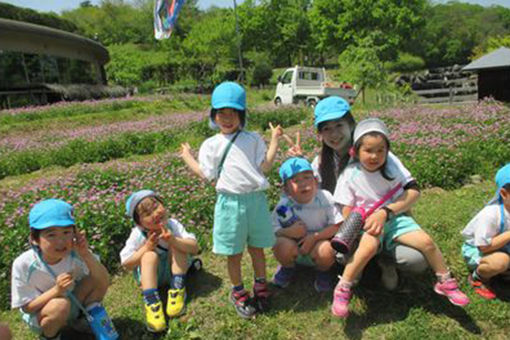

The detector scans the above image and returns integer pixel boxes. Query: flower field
[1,96,509,339]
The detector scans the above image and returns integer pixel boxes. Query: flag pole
[233,0,244,82]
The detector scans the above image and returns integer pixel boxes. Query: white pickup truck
[274,66,357,107]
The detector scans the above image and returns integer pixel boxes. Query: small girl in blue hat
[120,190,199,333]
[11,199,113,340]
[180,81,283,319]
[271,157,343,292]
[461,163,510,299]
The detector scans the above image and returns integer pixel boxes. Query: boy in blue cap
[180,81,283,319]
[121,190,199,332]
[272,157,343,292]
[11,199,112,340]
[462,163,510,299]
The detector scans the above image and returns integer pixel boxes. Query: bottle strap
[216,130,241,179]
[366,183,403,216]
[500,203,506,234]
[33,247,92,320]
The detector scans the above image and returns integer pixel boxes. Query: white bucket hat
[353,118,389,145]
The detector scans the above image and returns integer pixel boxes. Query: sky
[0,0,508,13]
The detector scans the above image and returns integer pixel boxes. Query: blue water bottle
[87,304,119,340]
[276,205,300,228]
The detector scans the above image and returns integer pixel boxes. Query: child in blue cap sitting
[11,199,113,340]
[120,190,199,333]
[180,81,283,319]
[272,157,343,292]
[462,163,510,299]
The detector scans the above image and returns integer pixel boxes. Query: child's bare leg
[396,230,448,274]
[311,240,336,271]
[170,248,189,275]
[273,237,299,267]
[227,253,243,286]
[73,274,108,306]
[140,251,159,290]
[248,246,266,279]
[39,298,71,338]
[477,252,510,279]
[342,233,379,283]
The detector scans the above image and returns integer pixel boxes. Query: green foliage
[0,2,79,33]
[471,34,510,60]
[337,35,387,95]
[245,51,273,87]
[386,52,425,72]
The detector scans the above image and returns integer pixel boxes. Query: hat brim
[314,111,348,127]
[212,101,245,111]
[31,219,75,230]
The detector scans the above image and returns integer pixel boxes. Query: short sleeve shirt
[462,204,510,247]
[11,249,90,309]
[333,157,412,209]
[198,130,269,194]
[120,218,196,264]
[272,189,343,233]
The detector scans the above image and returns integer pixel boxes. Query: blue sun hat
[29,199,75,230]
[488,163,510,204]
[126,190,157,220]
[210,81,246,129]
[314,96,351,128]
[279,157,314,182]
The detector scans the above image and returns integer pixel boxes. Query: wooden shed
[463,47,510,102]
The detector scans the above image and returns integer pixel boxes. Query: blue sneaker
[314,271,333,293]
[272,265,295,288]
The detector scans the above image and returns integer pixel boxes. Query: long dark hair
[353,131,394,181]
[317,112,356,194]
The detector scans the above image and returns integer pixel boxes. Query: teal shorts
[21,294,81,334]
[383,215,422,251]
[213,191,275,255]
[462,242,482,270]
[133,251,193,287]
[296,254,315,267]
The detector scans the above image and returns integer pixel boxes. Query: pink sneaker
[331,284,352,318]
[434,278,470,307]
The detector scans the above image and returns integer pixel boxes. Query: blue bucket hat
[279,157,314,182]
[495,163,510,191]
[125,190,157,221]
[314,96,351,128]
[210,82,246,129]
[29,199,75,230]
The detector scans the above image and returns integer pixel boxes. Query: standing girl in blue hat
[461,163,510,299]
[288,96,429,290]
[11,199,113,340]
[180,81,283,319]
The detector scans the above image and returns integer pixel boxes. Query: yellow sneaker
[166,288,186,317]
[144,301,166,333]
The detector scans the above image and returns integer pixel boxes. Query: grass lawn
[2,181,509,340]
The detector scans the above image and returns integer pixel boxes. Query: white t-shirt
[11,249,90,309]
[462,204,510,247]
[333,156,413,210]
[120,218,196,264]
[312,151,411,187]
[272,189,343,233]
[198,130,269,194]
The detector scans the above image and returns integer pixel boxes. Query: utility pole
[233,0,244,82]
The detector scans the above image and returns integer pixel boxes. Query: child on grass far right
[461,163,510,299]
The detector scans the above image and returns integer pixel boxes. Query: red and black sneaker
[468,274,496,300]
[230,290,257,319]
[253,281,271,313]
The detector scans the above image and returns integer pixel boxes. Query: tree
[309,0,426,63]
[337,35,387,103]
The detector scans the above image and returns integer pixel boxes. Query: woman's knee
[393,245,428,274]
